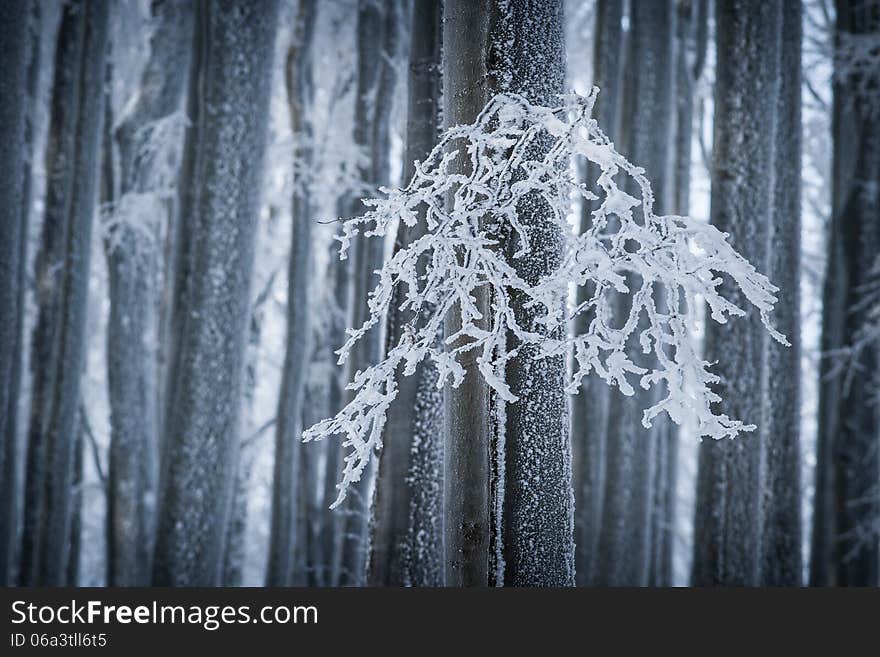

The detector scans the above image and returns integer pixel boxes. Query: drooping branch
[304,91,786,508]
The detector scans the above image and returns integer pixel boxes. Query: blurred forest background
[0,0,878,587]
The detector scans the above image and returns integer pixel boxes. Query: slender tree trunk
[572,0,624,587]
[368,0,443,588]
[596,0,675,587]
[66,415,84,586]
[810,0,880,587]
[442,0,494,587]
[266,0,319,587]
[692,0,781,586]
[19,0,109,587]
[104,0,193,587]
[336,0,400,587]
[0,0,37,586]
[761,0,803,587]
[152,0,279,586]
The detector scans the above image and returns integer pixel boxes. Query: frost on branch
[303,90,787,508]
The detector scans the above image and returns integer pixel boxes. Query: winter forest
[0,0,878,589]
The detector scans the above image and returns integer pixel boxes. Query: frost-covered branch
[304,90,787,508]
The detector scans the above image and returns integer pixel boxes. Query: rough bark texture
[485,0,573,587]
[266,0,318,588]
[368,0,443,588]
[152,0,279,586]
[0,0,37,586]
[692,0,781,587]
[761,0,803,587]
[104,0,193,587]
[810,0,880,587]
[442,0,494,587]
[336,0,399,587]
[572,0,623,588]
[595,0,675,587]
[19,0,109,587]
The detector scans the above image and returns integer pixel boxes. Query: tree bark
[442,0,494,587]
[368,0,444,588]
[152,0,279,586]
[0,0,38,586]
[692,0,781,586]
[810,0,880,587]
[761,0,803,587]
[19,0,109,587]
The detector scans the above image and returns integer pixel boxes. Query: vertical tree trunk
[336,0,400,587]
[810,0,880,587]
[485,0,573,588]
[572,0,624,587]
[152,0,279,586]
[692,0,781,586]
[442,0,493,587]
[595,0,676,587]
[267,0,319,587]
[0,0,37,586]
[104,0,194,587]
[761,0,803,587]
[368,0,443,588]
[19,0,109,587]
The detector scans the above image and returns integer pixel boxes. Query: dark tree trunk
[442,0,494,587]
[810,0,880,587]
[152,0,279,586]
[761,0,803,587]
[0,0,38,586]
[368,0,444,588]
[19,0,109,587]
[692,0,781,587]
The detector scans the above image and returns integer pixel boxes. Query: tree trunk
[692,0,781,587]
[810,0,880,587]
[336,0,400,587]
[152,0,279,586]
[595,0,676,587]
[368,0,444,588]
[572,0,624,587]
[761,0,803,587]
[442,0,494,587]
[19,0,109,587]
[0,0,38,586]
[104,0,193,587]
[266,0,318,588]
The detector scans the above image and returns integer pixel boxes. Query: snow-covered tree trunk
[151,0,279,586]
[0,0,37,586]
[266,0,318,588]
[810,0,880,587]
[572,0,623,588]
[760,0,802,587]
[19,0,109,587]
[104,0,193,587]
[368,0,443,588]
[692,0,781,586]
[336,0,400,587]
[595,0,675,587]
[484,0,574,587]
[442,0,494,587]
